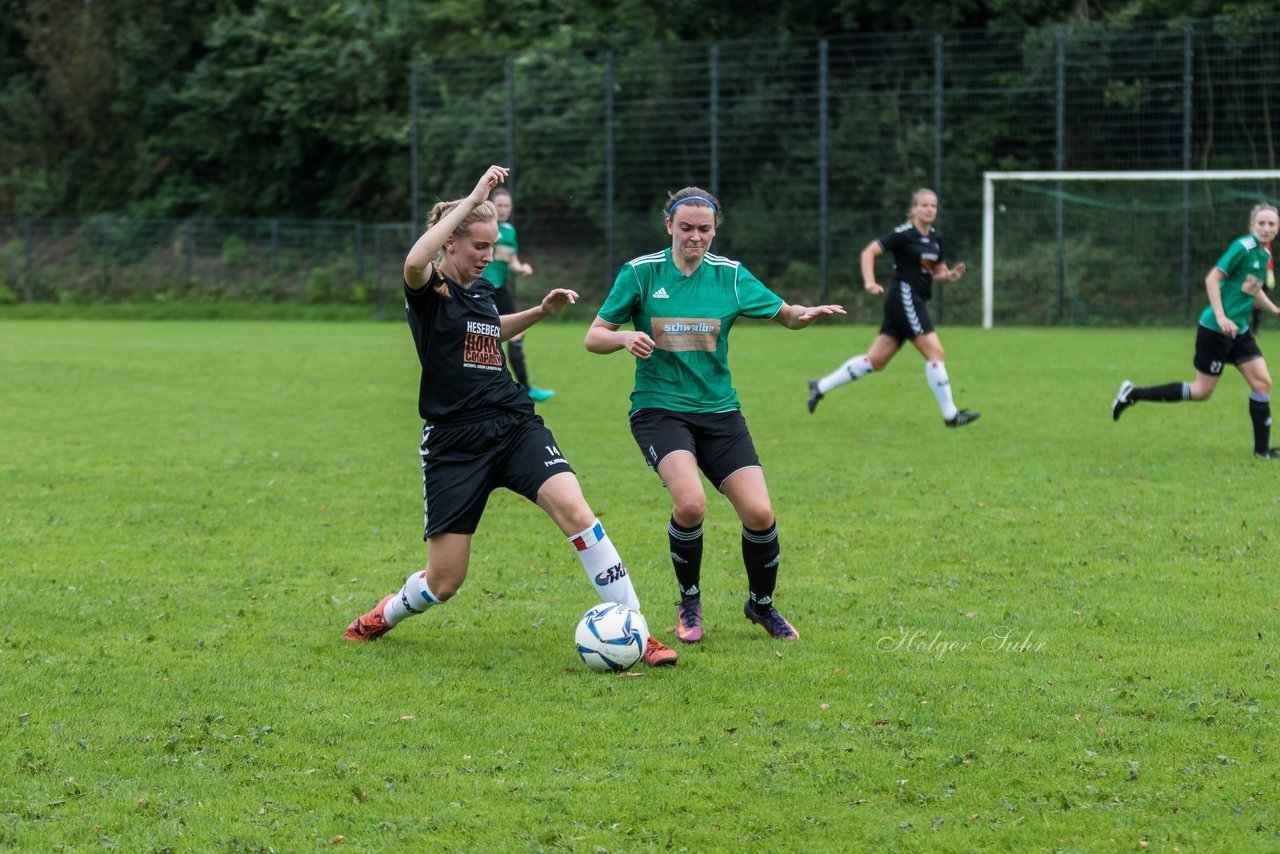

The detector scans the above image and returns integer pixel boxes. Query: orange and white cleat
[642,635,678,667]
[343,593,395,641]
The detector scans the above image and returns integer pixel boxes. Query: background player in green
[489,186,555,402]
[1111,202,1280,458]
[585,187,845,643]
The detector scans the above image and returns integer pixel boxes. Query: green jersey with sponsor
[486,221,518,289]
[1199,235,1268,333]
[597,248,784,414]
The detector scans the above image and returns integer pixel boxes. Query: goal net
[981,170,1280,328]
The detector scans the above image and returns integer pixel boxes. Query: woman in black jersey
[344,165,676,667]
[807,189,980,428]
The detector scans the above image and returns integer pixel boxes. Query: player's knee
[1253,375,1272,396]
[671,497,706,528]
[739,505,775,531]
[561,505,597,536]
[406,568,458,603]
[1189,384,1213,402]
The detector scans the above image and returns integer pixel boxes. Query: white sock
[817,355,874,394]
[382,569,442,627]
[926,360,958,420]
[569,519,641,612]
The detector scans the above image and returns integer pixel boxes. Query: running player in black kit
[344,165,676,667]
[807,188,980,428]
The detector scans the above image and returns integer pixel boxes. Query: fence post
[355,221,365,284]
[505,55,517,193]
[605,50,616,290]
[818,38,829,304]
[1181,22,1194,322]
[1055,27,1067,324]
[374,227,384,319]
[101,219,111,288]
[410,57,420,231]
[21,219,33,301]
[710,44,719,198]
[183,219,193,283]
[270,219,279,276]
[933,33,944,323]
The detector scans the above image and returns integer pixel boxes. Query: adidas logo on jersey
[652,287,670,299]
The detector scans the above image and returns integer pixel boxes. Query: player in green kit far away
[1111,202,1280,458]
[585,187,845,643]
[489,187,555,402]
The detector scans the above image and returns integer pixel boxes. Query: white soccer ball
[574,603,649,672]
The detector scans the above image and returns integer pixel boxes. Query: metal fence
[0,218,414,316]
[5,19,1278,325]
[411,19,1280,325]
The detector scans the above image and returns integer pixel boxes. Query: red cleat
[343,594,395,641]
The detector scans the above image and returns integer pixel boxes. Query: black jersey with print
[876,222,945,301]
[404,269,532,425]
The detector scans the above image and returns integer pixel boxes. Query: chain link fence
[4,19,1278,324]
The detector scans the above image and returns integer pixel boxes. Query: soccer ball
[574,603,649,672]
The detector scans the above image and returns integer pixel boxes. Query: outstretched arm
[861,241,885,295]
[404,165,508,290]
[935,261,967,283]
[773,303,847,330]
[1205,267,1237,338]
[509,252,533,277]
[500,288,578,340]
[585,317,656,359]
[1249,280,1280,318]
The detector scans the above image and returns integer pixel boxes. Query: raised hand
[539,287,579,317]
[470,165,510,203]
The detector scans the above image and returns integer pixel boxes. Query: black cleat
[807,380,823,414]
[1111,381,1136,422]
[1255,448,1280,459]
[945,410,981,428]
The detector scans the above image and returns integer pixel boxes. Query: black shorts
[879,282,935,341]
[1193,324,1263,376]
[419,411,574,538]
[629,408,761,491]
[491,285,516,315]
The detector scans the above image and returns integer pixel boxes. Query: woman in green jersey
[1111,202,1280,458]
[585,187,845,643]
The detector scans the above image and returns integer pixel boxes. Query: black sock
[1131,382,1186,403]
[507,340,529,387]
[1250,396,1271,453]
[742,522,780,608]
[669,517,703,599]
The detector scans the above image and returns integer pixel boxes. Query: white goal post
[981,169,1280,328]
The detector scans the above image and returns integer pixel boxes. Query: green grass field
[2,318,1276,852]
